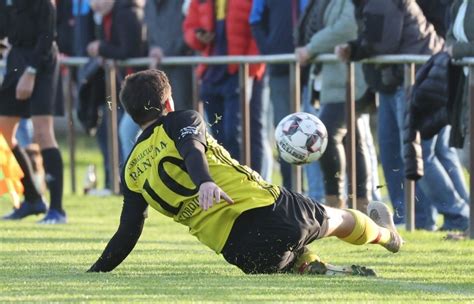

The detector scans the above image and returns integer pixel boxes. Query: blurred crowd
[0,0,472,232]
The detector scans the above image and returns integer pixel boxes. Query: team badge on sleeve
[178,126,200,140]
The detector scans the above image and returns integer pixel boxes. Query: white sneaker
[368,201,404,253]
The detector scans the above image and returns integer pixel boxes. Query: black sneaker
[2,199,47,220]
[37,209,67,224]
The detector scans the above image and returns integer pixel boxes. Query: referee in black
[0,0,66,223]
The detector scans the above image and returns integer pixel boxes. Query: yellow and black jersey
[122,110,280,253]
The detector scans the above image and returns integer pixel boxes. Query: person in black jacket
[446,0,474,168]
[0,0,67,224]
[336,0,469,231]
[87,0,145,60]
[56,0,75,56]
[416,0,452,38]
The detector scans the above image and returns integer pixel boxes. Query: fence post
[61,66,76,193]
[289,62,302,193]
[239,63,251,166]
[404,63,416,232]
[469,65,474,239]
[104,61,120,195]
[345,63,356,209]
[192,65,203,115]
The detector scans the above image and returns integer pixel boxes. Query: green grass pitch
[0,138,473,303]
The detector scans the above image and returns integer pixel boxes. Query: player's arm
[87,195,147,272]
[169,111,233,210]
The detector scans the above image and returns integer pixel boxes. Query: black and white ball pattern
[275,112,328,165]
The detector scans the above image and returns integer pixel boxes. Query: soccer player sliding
[88,70,403,276]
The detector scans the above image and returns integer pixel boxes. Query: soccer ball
[275,112,328,165]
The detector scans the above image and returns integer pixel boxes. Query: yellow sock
[292,247,321,274]
[340,209,391,246]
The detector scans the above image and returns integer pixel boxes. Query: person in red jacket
[183,0,270,178]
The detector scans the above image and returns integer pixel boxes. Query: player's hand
[335,43,351,62]
[149,47,164,68]
[295,46,311,66]
[16,71,36,100]
[87,40,100,57]
[198,181,233,211]
[196,30,215,45]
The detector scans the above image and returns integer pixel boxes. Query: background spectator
[416,0,452,38]
[250,0,298,190]
[446,0,474,169]
[86,0,146,191]
[56,0,75,56]
[145,0,194,111]
[295,0,371,212]
[337,0,469,231]
[72,0,95,57]
[250,0,325,199]
[183,0,270,178]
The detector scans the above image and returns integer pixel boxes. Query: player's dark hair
[119,69,172,125]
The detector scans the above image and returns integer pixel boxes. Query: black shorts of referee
[0,45,63,118]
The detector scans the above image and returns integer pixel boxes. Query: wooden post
[469,65,474,239]
[104,62,120,195]
[289,62,302,193]
[239,63,251,166]
[345,63,356,209]
[61,67,76,193]
[192,65,203,115]
[404,63,416,232]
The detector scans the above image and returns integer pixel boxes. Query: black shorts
[221,187,328,274]
[0,46,63,118]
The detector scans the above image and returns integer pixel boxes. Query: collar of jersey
[136,117,164,144]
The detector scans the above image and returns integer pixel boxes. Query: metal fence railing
[1,54,473,238]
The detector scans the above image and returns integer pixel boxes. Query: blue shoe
[37,209,67,224]
[2,199,47,220]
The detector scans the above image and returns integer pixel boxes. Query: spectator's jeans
[16,118,33,148]
[201,74,269,178]
[378,89,428,226]
[379,88,470,230]
[436,126,469,202]
[119,113,141,159]
[302,86,325,202]
[269,73,292,188]
[418,131,470,230]
[378,89,406,223]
